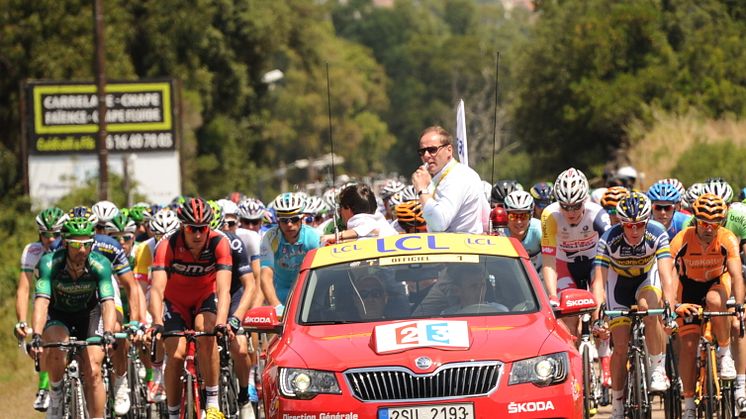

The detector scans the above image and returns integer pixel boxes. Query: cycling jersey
[220,230,253,294]
[133,236,157,284]
[595,220,671,278]
[666,211,688,238]
[152,230,233,302]
[502,218,542,257]
[260,224,320,305]
[20,242,50,272]
[670,226,740,281]
[51,234,132,276]
[35,249,116,312]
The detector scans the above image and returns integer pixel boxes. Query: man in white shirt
[411,126,489,233]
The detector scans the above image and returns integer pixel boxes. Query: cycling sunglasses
[621,221,647,230]
[225,220,238,228]
[40,231,61,239]
[559,203,583,212]
[184,224,209,234]
[111,234,135,243]
[67,239,94,250]
[507,212,531,221]
[653,204,675,212]
[696,218,722,230]
[241,218,262,226]
[279,216,302,225]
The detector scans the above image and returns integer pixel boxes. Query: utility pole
[94,0,108,200]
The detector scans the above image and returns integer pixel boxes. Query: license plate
[378,403,474,419]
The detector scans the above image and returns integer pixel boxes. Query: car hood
[284,312,562,372]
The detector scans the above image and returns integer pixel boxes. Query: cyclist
[393,201,427,233]
[647,180,688,238]
[15,207,68,412]
[149,197,233,419]
[237,198,266,235]
[490,179,522,208]
[600,186,629,225]
[528,181,554,219]
[541,167,611,335]
[91,200,120,233]
[591,193,675,418]
[500,191,542,271]
[260,193,320,313]
[380,179,406,220]
[670,193,745,418]
[681,182,704,214]
[30,217,117,419]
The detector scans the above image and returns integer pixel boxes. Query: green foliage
[670,140,746,188]
[53,172,147,211]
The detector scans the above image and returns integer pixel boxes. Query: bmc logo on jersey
[172,262,216,276]
[507,401,555,413]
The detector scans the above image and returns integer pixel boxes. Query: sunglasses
[225,220,238,227]
[560,203,583,212]
[696,218,722,230]
[279,216,302,225]
[40,231,61,239]
[653,204,674,212]
[359,289,384,299]
[507,212,531,221]
[622,221,647,230]
[417,144,447,157]
[184,224,209,234]
[241,219,262,226]
[111,234,135,243]
[67,239,94,249]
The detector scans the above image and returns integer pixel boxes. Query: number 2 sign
[373,320,470,354]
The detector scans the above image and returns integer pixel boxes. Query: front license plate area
[378,403,474,419]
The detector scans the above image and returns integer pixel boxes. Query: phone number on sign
[106,132,173,150]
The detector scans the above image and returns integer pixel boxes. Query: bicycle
[32,333,125,419]
[120,322,150,419]
[150,330,218,419]
[663,331,682,419]
[579,311,602,418]
[218,331,240,419]
[679,304,744,419]
[604,306,666,419]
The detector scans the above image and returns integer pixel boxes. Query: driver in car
[351,275,388,320]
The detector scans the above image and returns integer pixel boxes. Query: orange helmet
[600,186,629,212]
[395,201,426,232]
[692,193,728,222]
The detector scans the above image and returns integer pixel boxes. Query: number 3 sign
[372,320,470,354]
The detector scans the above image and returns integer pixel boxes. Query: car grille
[344,361,502,402]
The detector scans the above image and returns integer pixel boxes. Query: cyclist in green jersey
[30,217,117,419]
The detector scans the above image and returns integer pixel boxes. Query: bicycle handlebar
[149,330,220,362]
[603,308,666,318]
[32,333,127,372]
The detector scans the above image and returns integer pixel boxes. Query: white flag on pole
[456,99,468,167]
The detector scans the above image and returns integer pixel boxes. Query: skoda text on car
[244,233,595,419]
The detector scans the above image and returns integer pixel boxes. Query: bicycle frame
[579,312,601,419]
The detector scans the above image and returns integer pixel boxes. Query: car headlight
[508,352,568,386]
[279,368,342,399]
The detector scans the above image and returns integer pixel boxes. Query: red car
[245,233,595,419]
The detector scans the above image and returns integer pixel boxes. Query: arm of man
[117,271,142,323]
[150,270,166,326]
[215,269,232,326]
[32,254,53,336]
[540,209,559,298]
[232,273,256,321]
[657,257,676,306]
[260,266,281,307]
[590,265,607,320]
[96,257,117,333]
[15,271,32,335]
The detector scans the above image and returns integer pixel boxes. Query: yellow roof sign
[310,233,521,268]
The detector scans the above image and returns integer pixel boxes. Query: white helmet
[237,198,265,220]
[381,179,406,200]
[303,196,328,215]
[217,199,239,216]
[92,200,120,226]
[616,165,638,181]
[504,190,535,212]
[703,179,734,203]
[149,209,180,236]
[554,168,589,205]
[322,188,339,210]
[481,180,492,203]
[684,182,705,207]
[659,178,686,198]
[272,192,307,217]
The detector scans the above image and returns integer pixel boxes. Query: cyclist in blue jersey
[500,191,541,271]
[647,181,687,238]
[260,193,320,315]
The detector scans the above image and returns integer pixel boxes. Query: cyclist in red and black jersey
[149,197,232,419]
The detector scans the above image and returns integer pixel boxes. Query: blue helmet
[529,182,554,204]
[617,192,652,223]
[739,188,746,202]
[647,182,681,203]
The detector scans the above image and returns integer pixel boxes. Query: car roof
[310,233,522,268]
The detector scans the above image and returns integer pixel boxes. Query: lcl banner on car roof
[24,80,176,154]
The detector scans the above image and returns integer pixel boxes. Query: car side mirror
[553,289,596,318]
[242,306,283,334]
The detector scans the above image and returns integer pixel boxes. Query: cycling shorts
[676,272,731,334]
[163,292,217,332]
[556,257,594,292]
[46,305,103,339]
[606,263,661,310]
[229,286,244,318]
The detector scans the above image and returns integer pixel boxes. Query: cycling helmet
[92,200,120,226]
[36,207,68,232]
[272,192,307,217]
[177,197,213,225]
[62,217,95,238]
[659,178,686,198]
[647,182,681,203]
[127,206,151,224]
[68,206,98,225]
[238,198,265,220]
[303,196,329,215]
[381,179,406,200]
[616,192,651,223]
[683,183,705,207]
[149,203,164,217]
[217,199,239,216]
[692,193,728,222]
[149,209,180,235]
[395,201,427,232]
[703,179,734,204]
[105,213,137,234]
[481,181,493,203]
[600,186,629,210]
[491,180,523,204]
[490,205,508,228]
[208,200,224,230]
[529,182,554,205]
[554,168,589,205]
[504,190,535,212]
[739,187,746,202]
[389,185,418,207]
[616,166,638,181]
[322,188,339,210]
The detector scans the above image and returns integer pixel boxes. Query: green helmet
[36,207,68,232]
[208,200,224,230]
[62,217,95,238]
[127,206,150,224]
[105,213,137,234]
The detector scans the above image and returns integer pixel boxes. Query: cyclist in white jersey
[541,168,611,336]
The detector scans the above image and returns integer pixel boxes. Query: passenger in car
[441,271,509,315]
[414,264,505,316]
[351,275,388,320]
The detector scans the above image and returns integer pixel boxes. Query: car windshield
[298,254,538,324]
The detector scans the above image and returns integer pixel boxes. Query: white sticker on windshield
[373,320,470,354]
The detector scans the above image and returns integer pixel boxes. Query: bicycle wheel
[128,360,148,419]
[704,346,720,419]
[665,337,682,419]
[70,377,89,419]
[582,345,592,419]
[722,379,735,419]
[184,374,197,419]
[220,370,240,419]
[628,350,646,419]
